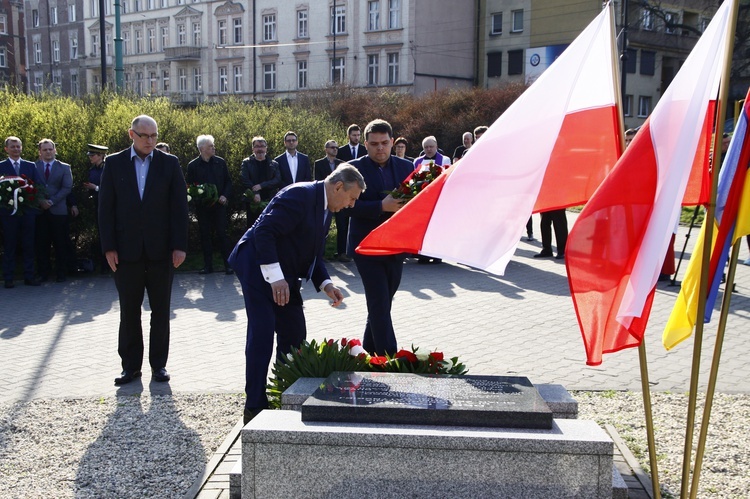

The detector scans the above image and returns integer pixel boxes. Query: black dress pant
[197,205,231,269]
[0,212,36,281]
[35,211,69,279]
[334,213,349,256]
[113,257,173,372]
[540,209,568,255]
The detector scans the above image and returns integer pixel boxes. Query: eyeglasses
[132,130,159,140]
[327,146,339,149]
[284,138,298,143]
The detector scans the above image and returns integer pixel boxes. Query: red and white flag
[357,5,620,275]
[566,0,731,366]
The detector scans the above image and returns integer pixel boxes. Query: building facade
[0,0,27,91]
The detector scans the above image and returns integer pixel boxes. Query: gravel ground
[0,391,747,498]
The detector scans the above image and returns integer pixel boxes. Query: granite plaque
[301,372,553,429]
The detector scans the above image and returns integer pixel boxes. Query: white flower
[17,196,23,202]
[6,186,11,191]
[416,353,430,362]
[348,345,366,357]
[197,188,204,194]
[187,195,192,202]
[8,199,14,205]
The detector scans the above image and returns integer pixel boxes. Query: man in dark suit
[98,115,189,386]
[314,140,350,262]
[337,124,367,162]
[229,164,365,423]
[82,144,109,274]
[239,136,281,228]
[346,119,413,356]
[34,139,73,283]
[0,136,42,288]
[186,134,233,275]
[275,131,311,187]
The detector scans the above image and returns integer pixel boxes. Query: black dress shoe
[4,280,14,289]
[24,278,41,286]
[114,370,142,385]
[533,251,553,258]
[225,268,234,275]
[243,408,263,425]
[555,253,565,260]
[56,276,67,283]
[152,367,171,382]
[198,268,213,275]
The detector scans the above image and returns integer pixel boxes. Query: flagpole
[637,342,661,499]
[608,0,626,150]
[679,1,739,496]
[688,242,739,498]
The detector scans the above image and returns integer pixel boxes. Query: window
[487,52,502,77]
[625,48,636,74]
[53,73,61,89]
[331,5,346,34]
[70,35,78,59]
[0,14,6,34]
[233,18,242,44]
[136,72,143,95]
[219,66,228,93]
[638,96,651,117]
[148,28,155,53]
[700,18,709,33]
[162,70,169,92]
[388,0,400,29]
[68,5,76,22]
[491,13,502,35]
[192,22,201,46]
[263,14,275,42]
[106,34,112,56]
[124,72,131,91]
[33,42,41,63]
[193,67,201,91]
[52,40,60,62]
[508,49,523,75]
[664,12,677,35]
[121,1,128,14]
[623,95,633,117]
[160,0,167,7]
[51,8,58,25]
[263,63,276,91]
[218,21,226,45]
[367,54,379,85]
[511,10,523,33]
[177,0,183,5]
[147,0,154,10]
[71,74,78,95]
[122,31,129,55]
[369,1,380,31]
[233,65,242,92]
[32,10,39,27]
[178,24,186,45]
[642,9,653,30]
[297,60,307,89]
[161,27,168,50]
[297,10,308,38]
[135,30,142,53]
[0,48,5,67]
[640,50,655,75]
[34,75,43,92]
[387,52,399,85]
[179,68,187,92]
[331,57,345,83]
[150,71,157,94]
[134,0,141,12]
[91,1,97,17]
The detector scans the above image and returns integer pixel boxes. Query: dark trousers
[1,213,36,281]
[197,205,231,269]
[540,210,568,255]
[526,217,533,236]
[36,211,69,279]
[239,263,306,410]
[113,257,174,373]
[354,254,405,356]
[334,213,349,256]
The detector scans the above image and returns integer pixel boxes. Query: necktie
[13,161,18,175]
[351,146,356,158]
[45,163,50,181]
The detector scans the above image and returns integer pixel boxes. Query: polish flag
[566,0,731,366]
[356,5,621,275]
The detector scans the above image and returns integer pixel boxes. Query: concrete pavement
[2,217,750,405]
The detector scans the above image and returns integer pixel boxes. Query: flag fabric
[663,91,750,350]
[566,0,731,366]
[356,5,620,275]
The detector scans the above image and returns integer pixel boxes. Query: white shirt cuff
[260,263,284,283]
[320,279,332,292]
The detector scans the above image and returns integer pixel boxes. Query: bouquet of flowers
[266,337,467,408]
[186,183,218,206]
[0,175,41,215]
[242,188,269,215]
[388,161,444,201]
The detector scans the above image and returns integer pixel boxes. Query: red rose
[429,352,444,362]
[341,338,347,346]
[395,349,418,363]
[400,185,411,195]
[347,339,361,348]
[327,339,334,347]
[369,356,387,365]
[420,182,429,191]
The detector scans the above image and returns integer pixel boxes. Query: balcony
[170,92,204,105]
[164,46,203,61]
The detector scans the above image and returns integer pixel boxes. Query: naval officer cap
[87,144,108,155]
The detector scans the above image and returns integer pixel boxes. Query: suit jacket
[275,151,312,187]
[239,156,281,201]
[228,181,331,291]
[35,159,73,216]
[0,158,40,216]
[336,143,366,162]
[314,157,343,181]
[98,147,189,262]
[345,155,414,254]
[186,155,233,200]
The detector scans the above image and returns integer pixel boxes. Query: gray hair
[462,132,473,141]
[326,164,366,192]
[252,136,267,147]
[197,134,215,149]
[422,135,437,148]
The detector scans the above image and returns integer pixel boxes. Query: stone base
[242,410,614,498]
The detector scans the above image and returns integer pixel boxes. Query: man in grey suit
[35,139,73,283]
[99,115,189,386]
